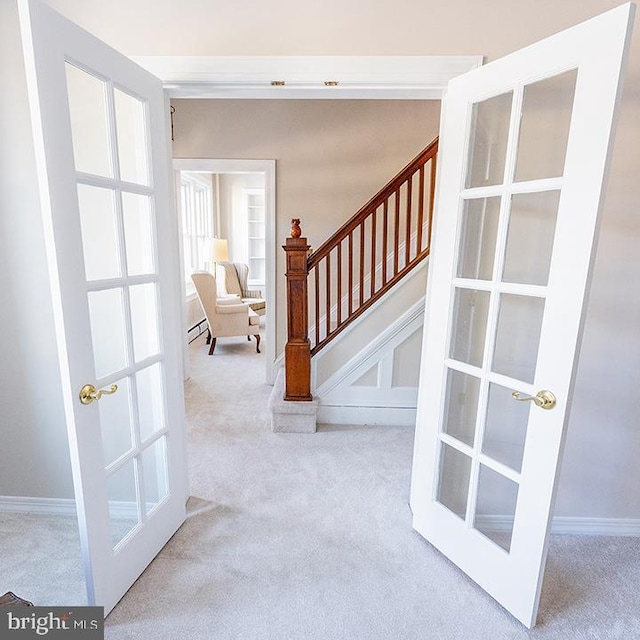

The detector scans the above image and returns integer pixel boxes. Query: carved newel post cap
[290,218,302,238]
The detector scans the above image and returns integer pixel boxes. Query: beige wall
[172,99,442,353]
[0,1,74,499]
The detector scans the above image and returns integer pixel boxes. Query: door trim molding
[133,55,483,99]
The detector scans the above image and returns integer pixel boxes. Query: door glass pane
[107,459,139,548]
[129,283,160,362]
[482,383,530,473]
[141,437,168,515]
[466,92,513,188]
[502,191,560,286]
[122,192,155,276]
[449,288,491,368]
[436,444,472,520]
[457,197,501,280]
[515,70,578,182]
[492,294,545,383]
[136,363,165,441]
[99,376,133,467]
[114,88,150,186]
[78,185,121,281]
[88,288,127,378]
[443,369,480,447]
[473,464,519,553]
[65,63,112,177]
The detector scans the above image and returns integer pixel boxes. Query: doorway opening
[173,159,276,384]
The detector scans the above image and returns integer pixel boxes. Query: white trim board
[318,405,417,427]
[2,497,639,537]
[133,56,483,99]
[314,297,426,398]
[0,496,77,516]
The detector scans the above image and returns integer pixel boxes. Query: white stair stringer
[314,296,425,426]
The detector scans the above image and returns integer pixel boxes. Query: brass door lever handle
[79,383,118,405]
[511,389,557,410]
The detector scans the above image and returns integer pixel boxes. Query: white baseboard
[0,496,143,520]
[550,516,640,536]
[2,500,639,537]
[475,514,640,537]
[0,496,76,516]
[317,405,417,427]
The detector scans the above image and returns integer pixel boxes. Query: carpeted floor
[101,329,640,639]
[0,512,86,605]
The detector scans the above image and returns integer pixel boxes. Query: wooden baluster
[359,221,365,306]
[325,254,331,339]
[382,199,388,286]
[348,232,353,316]
[428,155,437,248]
[370,208,377,298]
[314,263,320,347]
[394,189,400,276]
[405,177,412,265]
[417,166,425,254]
[283,226,312,401]
[337,242,342,327]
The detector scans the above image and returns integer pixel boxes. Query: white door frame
[135,56,483,100]
[174,158,277,383]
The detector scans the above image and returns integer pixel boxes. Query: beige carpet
[102,329,640,639]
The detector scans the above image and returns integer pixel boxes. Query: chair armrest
[243,289,263,299]
[216,303,249,314]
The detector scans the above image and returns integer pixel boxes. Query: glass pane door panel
[443,369,481,446]
[514,70,578,182]
[78,185,121,281]
[88,288,128,378]
[136,363,165,441]
[457,197,501,280]
[466,92,513,188]
[98,376,133,467]
[449,289,491,367]
[107,459,139,548]
[141,437,168,515]
[492,294,545,383]
[503,191,560,286]
[482,383,530,473]
[114,88,149,186]
[436,444,472,519]
[129,283,160,362]
[65,63,112,178]
[122,193,155,276]
[473,464,519,553]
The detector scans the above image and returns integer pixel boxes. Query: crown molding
[132,55,483,99]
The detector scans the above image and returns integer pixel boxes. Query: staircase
[280,137,439,412]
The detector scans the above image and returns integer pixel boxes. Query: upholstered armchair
[191,272,261,355]
[216,262,266,316]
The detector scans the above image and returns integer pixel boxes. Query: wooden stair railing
[283,138,438,402]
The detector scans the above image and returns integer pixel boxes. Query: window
[180,174,213,291]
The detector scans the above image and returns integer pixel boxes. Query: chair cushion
[248,310,260,326]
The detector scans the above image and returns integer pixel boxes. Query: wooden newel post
[283,219,312,401]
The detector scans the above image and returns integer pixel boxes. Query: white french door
[411,3,634,629]
[19,0,187,614]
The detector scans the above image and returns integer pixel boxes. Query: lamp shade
[211,238,229,262]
